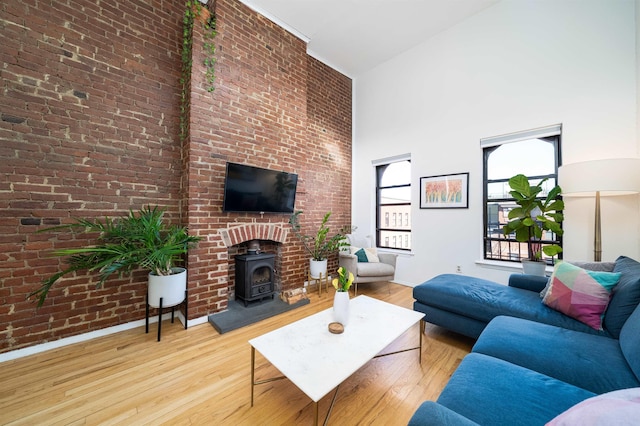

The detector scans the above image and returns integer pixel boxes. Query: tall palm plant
[31,206,202,307]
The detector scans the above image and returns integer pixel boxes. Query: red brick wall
[0,0,351,354]
[185,0,352,318]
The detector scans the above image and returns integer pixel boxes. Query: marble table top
[249,295,425,402]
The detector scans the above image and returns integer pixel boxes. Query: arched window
[375,158,411,250]
[482,126,562,264]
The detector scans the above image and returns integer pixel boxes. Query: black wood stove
[235,253,275,306]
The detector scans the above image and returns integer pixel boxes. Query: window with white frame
[482,125,562,264]
[374,155,411,251]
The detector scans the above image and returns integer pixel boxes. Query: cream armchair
[338,234,397,295]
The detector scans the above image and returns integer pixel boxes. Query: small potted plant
[289,211,348,279]
[31,206,202,308]
[502,174,564,275]
[331,266,354,326]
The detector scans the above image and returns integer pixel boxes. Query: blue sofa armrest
[408,401,480,426]
[508,274,548,293]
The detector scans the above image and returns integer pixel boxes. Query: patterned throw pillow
[542,262,621,330]
[539,261,616,299]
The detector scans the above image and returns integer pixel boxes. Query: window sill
[377,248,414,257]
[475,259,553,274]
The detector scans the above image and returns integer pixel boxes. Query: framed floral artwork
[420,173,469,209]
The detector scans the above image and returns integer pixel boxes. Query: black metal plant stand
[145,289,188,342]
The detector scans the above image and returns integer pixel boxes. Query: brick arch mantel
[218,223,290,248]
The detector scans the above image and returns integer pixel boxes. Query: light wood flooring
[0,283,474,425]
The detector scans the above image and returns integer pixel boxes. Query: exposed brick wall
[184,0,352,318]
[0,0,185,353]
[0,0,351,354]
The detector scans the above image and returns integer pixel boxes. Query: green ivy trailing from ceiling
[180,0,217,142]
[180,1,194,142]
[203,9,217,93]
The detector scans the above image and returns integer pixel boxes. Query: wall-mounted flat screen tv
[222,162,298,213]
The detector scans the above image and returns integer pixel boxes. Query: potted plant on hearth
[289,211,349,279]
[502,174,564,275]
[31,206,202,308]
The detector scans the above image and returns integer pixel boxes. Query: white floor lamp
[558,158,640,261]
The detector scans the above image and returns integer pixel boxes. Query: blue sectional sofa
[409,256,640,425]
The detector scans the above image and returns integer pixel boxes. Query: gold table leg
[251,319,423,423]
[249,347,287,407]
[419,319,424,364]
[250,346,255,407]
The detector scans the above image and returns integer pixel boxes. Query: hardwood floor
[0,283,474,425]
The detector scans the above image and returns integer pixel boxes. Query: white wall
[353,0,639,286]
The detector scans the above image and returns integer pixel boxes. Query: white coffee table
[249,295,425,425]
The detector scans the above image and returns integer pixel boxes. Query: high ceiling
[239,0,501,77]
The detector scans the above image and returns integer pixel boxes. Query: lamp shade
[558,158,640,197]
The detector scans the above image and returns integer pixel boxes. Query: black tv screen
[222,163,298,213]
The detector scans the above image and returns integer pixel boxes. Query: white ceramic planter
[333,291,350,326]
[522,260,547,276]
[309,258,328,279]
[148,267,187,308]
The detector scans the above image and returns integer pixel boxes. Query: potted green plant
[502,174,564,275]
[31,206,202,308]
[331,266,354,327]
[289,211,348,278]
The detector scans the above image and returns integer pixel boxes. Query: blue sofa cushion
[508,274,548,293]
[408,401,479,426]
[620,302,640,382]
[472,316,640,394]
[605,256,640,338]
[436,353,595,426]
[413,274,610,337]
[413,301,487,338]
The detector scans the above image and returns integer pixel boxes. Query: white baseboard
[391,279,416,287]
[1,281,416,363]
[0,312,210,364]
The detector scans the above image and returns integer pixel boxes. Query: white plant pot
[522,260,547,276]
[309,258,328,279]
[333,291,350,326]
[148,267,187,308]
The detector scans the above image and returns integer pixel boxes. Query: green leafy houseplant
[502,174,564,261]
[31,206,202,307]
[289,211,348,261]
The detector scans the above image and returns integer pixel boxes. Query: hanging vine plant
[202,6,217,93]
[180,0,217,142]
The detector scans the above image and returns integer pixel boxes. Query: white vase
[148,267,187,308]
[309,258,328,279]
[333,291,350,326]
[522,260,547,276]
